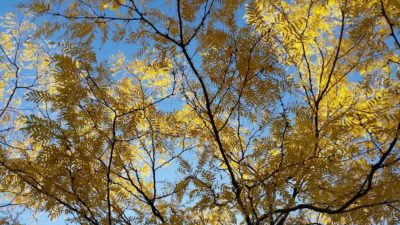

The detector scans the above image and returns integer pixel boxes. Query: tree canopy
[0,0,399,224]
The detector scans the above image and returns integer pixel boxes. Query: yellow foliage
[0,0,398,224]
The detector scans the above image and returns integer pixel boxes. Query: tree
[0,0,399,224]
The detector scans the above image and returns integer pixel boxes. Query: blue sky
[0,0,15,15]
[1,0,395,224]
